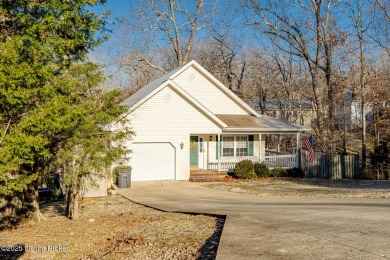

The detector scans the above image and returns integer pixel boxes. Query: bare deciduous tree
[192,4,248,91]
[340,0,374,174]
[244,50,277,113]
[126,0,213,72]
[243,0,340,152]
[374,0,390,58]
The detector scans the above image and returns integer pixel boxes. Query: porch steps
[189,171,229,182]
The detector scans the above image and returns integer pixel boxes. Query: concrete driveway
[118,181,390,260]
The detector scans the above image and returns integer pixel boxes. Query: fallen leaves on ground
[0,195,218,259]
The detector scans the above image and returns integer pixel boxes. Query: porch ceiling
[215,114,309,133]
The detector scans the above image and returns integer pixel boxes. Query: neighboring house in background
[110,60,309,182]
[341,90,373,129]
[249,99,314,128]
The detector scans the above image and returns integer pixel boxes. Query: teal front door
[190,136,198,171]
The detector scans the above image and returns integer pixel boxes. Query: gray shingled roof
[216,114,309,132]
[121,64,186,108]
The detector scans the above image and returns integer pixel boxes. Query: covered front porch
[189,114,308,173]
[212,154,297,172]
[190,133,300,173]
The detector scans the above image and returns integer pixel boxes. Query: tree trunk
[361,98,367,176]
[1,184,45,228]
[31,182,45,222]
[66,185,80,220]
[66,189,73,218]
[326,71,335,152]
[374,110,380,147]
[343,101,348,155]
[72,192,80,220]
[31,196,45,222]
[360,35,367,177]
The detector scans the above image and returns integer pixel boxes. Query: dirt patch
[206,178,390,198]
[0,195,222,259]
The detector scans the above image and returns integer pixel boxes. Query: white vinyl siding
[172,66,249,115]
[83,175,108,198]
[125,85,222,180]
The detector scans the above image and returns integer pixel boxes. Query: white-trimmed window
[222,136,248,157]
[222,137,234,156]
[236,136,248,156]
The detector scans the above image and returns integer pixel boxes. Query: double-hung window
[222,136,248,157]
[222,137,234,156]
[236,136,248,156]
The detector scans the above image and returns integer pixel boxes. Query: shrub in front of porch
[254,163,271,177]
[271,167,288,177]
[233,160,257,179]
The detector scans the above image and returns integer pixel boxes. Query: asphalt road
[118,181,390,260]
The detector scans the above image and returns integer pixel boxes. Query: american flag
[305,135,314,164]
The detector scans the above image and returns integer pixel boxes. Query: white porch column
[207,138,210,170]
[217,133,221,172]
[259,134,263,161]
[296,133,301,168]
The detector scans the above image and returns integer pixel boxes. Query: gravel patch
[0,195,224,259]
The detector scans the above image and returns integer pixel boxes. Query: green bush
[254,162,271,177]
[233,160,256,179]
[270,167,288,177]
[286,167,305,178]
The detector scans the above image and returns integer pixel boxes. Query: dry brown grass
[207,178,390,198]
[0,195,217,259]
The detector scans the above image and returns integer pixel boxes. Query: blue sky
[93,0,132,20]
[90,0,253,55]
[88,1,135,68]
[90,0,134,32]
[88,0,383,88]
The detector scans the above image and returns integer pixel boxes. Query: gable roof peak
[121,59,260,117]
[120,60,199,109]
[121,63,187,108]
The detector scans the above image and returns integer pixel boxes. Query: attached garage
[130,143,175,181]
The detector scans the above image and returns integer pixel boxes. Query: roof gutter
[223,127,309,133]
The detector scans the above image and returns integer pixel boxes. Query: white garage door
[130,143,175,181]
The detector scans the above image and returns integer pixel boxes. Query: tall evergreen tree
[0,1,131,224]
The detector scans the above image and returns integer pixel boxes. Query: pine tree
[0,1,131,224]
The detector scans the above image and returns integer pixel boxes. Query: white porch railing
[207,154,296,172]
[263,155,296,169]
